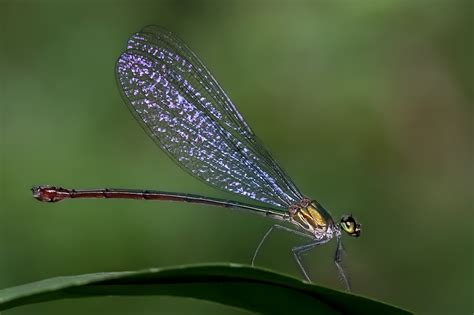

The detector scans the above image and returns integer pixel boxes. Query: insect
[33,25,361,291]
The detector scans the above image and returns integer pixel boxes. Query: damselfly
[32,25,361,291]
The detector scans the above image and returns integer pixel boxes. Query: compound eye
[340,215,360,236]
[342,219,355,233]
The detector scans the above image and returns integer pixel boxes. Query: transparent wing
[116,25,303,208]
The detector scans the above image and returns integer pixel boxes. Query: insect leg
[251,224,312,266]
[334,236,352,291]
[292,239,331,282]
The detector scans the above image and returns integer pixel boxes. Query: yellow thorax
[290,199,328,234]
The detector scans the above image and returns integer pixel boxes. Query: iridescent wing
[116,25,303,209]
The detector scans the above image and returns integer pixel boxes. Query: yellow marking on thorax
[292,201,328,233]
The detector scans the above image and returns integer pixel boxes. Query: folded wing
[116,26,303,209]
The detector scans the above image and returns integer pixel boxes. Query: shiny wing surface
[116,26,303,208]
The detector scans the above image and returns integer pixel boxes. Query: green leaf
[0,263,411,314]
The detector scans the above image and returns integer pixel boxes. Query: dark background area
[1,1,472,314]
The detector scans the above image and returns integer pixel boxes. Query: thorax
[289,198,340,240]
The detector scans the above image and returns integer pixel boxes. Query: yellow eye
[340,215,361,237]
[343,221,354,232]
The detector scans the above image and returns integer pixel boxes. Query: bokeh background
[1,1,472,314]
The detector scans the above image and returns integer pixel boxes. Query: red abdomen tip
[32,186,67,202]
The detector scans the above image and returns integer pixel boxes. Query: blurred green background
[1,0,472,314]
